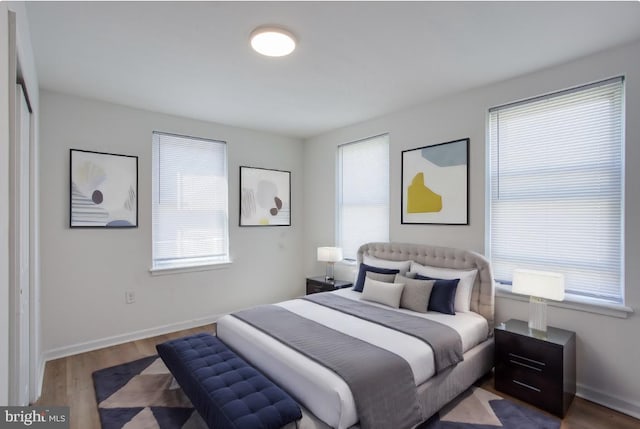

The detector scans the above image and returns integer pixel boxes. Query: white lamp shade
[317,247,343,263]
[512,269,565,301]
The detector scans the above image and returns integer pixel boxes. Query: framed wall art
[240,166,291,226]
[401,138,469,225]
[70,149,138,228]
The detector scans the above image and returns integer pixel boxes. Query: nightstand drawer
[496,362,562,394]
[495,330,562,378]
[495,370,563,415]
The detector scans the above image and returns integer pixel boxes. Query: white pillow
[363,255,412,275]
[410,261,478,313]
[360,277,405,308]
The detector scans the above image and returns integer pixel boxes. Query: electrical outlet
[125,291,136,304]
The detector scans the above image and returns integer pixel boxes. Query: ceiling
[27,1,640,139]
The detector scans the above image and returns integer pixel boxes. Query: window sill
[149,260,232,276]
[495,283,634,319]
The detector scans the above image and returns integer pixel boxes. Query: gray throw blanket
[304,293,463,372]
[231,305,422,429]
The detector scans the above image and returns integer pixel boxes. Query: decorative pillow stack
[353,255,411,292]
[354,256,478,315]
[353,264,399,292]
[410,261,478,313]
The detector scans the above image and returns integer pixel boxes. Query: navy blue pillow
[353,263,400,292]
[416,274,459,315]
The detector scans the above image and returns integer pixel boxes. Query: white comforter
[216,289,489,429]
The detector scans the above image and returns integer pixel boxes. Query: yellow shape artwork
[407,173,442,213]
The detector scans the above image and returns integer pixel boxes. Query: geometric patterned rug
[419,387,561,429]
[92,355,206,429]
[93,355,561,429]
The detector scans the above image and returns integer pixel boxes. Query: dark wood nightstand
[495,319,576,417]
[306,276,352,295]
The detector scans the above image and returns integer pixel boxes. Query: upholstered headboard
[357,242,495,329]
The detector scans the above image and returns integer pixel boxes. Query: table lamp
[512,269,565,333]
[317,247,343,283]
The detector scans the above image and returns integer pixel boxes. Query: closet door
[14,83,31,405]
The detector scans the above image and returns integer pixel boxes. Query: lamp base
[325,262,335,284]
[528,296,548,334]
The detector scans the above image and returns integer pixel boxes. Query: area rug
[92,355,205,429]
[419,387,560,429]
[93,355,561,429]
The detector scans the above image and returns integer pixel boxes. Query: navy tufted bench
[156,333,302,429]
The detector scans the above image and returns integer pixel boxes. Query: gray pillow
[365,271,397,283]
[395,274,435,313]
[361,278,405,308]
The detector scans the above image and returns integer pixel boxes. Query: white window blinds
[338,134,390,260]
[152,132,229,269]
[489,77,624,304]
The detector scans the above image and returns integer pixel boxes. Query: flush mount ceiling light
[250,26,296,57]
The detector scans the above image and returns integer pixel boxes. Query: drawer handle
[508,353,545,367]
[512,379,541,392]
[509,359,542,372]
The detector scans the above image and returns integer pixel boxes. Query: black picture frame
[239,166,291,226]
[401,138,469,225]
[70,149,138,228]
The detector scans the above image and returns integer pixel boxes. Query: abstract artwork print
[240,166,291,226]
[70,149,138,228]
[401,138,469,224]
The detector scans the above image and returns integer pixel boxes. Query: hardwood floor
[37,324,215,429]
[38,324,639,429]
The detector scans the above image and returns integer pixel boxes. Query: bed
[217,242,495,429]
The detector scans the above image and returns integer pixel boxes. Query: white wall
[303,40,640,417]
[40,91,304,358]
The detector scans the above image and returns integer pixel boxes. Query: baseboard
[577,383,640,420]
[42,314,222,363]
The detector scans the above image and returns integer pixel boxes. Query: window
[337,134,390,260]
[152,132,229,270]
[488,77,624,304]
